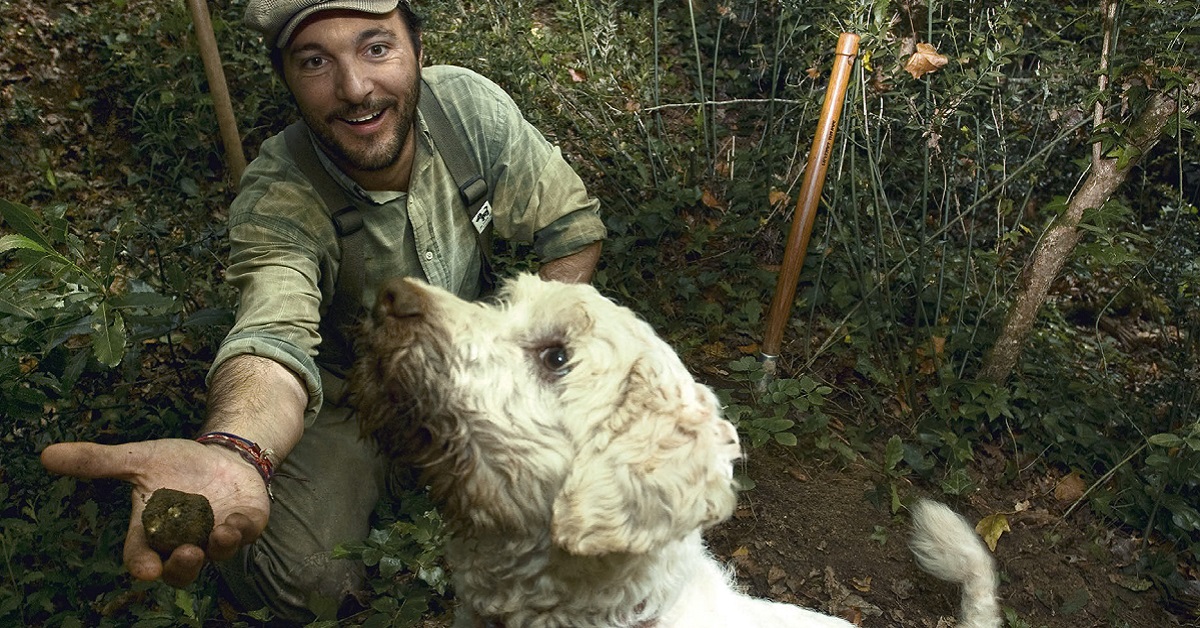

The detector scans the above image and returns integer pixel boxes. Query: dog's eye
[538,346,571,376]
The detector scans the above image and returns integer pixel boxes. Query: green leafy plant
[0,199,157,367]
[721,356,835,450]
[330,493,450,627]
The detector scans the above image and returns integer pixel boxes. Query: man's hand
[41,438,271,588]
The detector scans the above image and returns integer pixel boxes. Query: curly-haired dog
[352,274,999,628]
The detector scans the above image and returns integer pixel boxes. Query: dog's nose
[374,278,424,321]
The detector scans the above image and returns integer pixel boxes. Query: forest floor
[702,434,1190,628]
[3,1,1196,627]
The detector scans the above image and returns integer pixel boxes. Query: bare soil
[704,440,1192,627]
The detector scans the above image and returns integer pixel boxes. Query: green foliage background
[1,0,1198,625]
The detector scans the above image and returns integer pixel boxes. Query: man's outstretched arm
[539,240,603,284]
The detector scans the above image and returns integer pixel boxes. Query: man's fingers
[207,525,242,562]
[123,518,164,582]
[206,512,260,562]
[161,545,206,588]
[41,442,138,481]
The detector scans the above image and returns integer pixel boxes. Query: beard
[302,70,421,173]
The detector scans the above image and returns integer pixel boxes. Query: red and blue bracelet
[195,431,276,498]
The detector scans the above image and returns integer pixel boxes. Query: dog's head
[351,274,741,555]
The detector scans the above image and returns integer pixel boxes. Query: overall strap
[418,78,495,291]
[283,122,363,377]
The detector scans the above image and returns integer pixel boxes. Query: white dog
[352,274,999,628]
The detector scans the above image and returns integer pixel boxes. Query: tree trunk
[978,82,1200,383]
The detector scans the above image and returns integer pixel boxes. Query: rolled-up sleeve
[208,144,336,423]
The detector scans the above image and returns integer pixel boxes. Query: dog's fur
[352,274,1000,628]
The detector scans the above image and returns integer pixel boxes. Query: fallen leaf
[839,608,864,625]
[701,188,727,211]
[1054,471,1086,503]
[916,345,937,375]
[905,42,948,79]
[768,565,787,584]
[769,188,790,209]
[975,513,1010,552]
[787,468,810,482]
[1111,573,1154,592]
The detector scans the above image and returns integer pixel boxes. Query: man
[40,0,605,622]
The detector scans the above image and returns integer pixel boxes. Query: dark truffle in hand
[141,488,214,555]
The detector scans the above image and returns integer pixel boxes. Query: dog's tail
[909,499,1001,628]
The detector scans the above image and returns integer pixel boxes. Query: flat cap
[244,0,403,49]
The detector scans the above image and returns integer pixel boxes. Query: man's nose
[335,61,372,102]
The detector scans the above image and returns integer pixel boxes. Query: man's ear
[550,371,738,556]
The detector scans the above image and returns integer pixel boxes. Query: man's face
[282,9,421,184]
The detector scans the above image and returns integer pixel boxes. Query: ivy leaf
[940,468,976,495]
[379,555,404,578]
[975,512,1011,552]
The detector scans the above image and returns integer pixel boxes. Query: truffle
[141,488,214,555]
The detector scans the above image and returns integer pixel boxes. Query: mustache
[330,98,398,121]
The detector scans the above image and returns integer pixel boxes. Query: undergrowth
[1,0,1198,625]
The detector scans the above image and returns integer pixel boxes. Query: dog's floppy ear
[550,366,739,556]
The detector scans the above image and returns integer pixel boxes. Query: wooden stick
[761,33,859,371]
[185,0,247,187]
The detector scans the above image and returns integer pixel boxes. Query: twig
[685,0,711,166]
[1093,0,1118,165]
[638,98,809,113]
[1060,441,1148,522]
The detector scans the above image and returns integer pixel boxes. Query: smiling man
[40,0,605,623]
[282,8,423,186]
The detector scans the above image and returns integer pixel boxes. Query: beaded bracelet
[196,431,276,499]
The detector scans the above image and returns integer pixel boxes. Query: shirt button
[424,251,434,261]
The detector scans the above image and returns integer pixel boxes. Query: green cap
[244,0,403,48]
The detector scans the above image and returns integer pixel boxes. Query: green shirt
[210,65,606,421]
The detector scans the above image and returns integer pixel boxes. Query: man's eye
[367,44,388,57]
[538,346,571,375]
